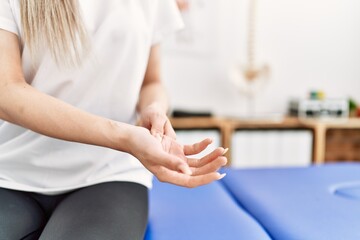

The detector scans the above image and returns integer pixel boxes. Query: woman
[0,0,227,239]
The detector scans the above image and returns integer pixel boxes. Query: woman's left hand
[138,103,176,140]
[160,135,228,179]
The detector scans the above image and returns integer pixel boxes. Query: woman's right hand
[126,126,227,188]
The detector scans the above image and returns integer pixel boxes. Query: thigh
[40,182,149,240]
[0,188,46,240]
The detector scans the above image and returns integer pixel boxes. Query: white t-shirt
[0,0,183,195]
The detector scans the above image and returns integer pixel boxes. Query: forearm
[137,81,169,115]
[137,44,170,115]
[0,81,133,152]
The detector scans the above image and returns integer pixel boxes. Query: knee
[0,190,46,239]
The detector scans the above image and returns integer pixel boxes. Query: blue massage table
[145,179,271,240]
[146,163,360,240]
[222,163,360,240]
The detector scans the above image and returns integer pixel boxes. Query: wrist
[107,120,136,153]
[141,102,168,116]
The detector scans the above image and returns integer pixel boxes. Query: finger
[155,152,192,175]
[164,120,176,139]
[187,147,225,167]
[156,167,226,188]
[190,156,227,176]
[183,138,213,156]
[150,115,167,136]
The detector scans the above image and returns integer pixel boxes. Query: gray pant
[0,182,148,240]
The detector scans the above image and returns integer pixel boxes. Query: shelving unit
[169,117,360,165]
[299,118,360,163]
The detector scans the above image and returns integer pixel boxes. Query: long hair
[20,0,89,67]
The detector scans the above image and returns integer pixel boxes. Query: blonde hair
[20,0,89,67]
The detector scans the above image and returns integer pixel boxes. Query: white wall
[161,0,360,117]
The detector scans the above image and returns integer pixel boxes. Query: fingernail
[219,173,227,180]
[223,148,229,155]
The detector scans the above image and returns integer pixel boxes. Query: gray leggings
[0,182,148,240]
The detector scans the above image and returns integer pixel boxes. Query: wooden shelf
[169,117,360,165]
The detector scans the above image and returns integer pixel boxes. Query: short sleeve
[151,0,184,45]
[0,0,19,35]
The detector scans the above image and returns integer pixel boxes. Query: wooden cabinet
[299,118,360,163]
[325,129,360,162]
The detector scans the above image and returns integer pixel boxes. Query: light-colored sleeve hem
[0,16,19,36]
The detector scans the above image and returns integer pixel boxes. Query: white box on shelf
[232,130,313,168]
